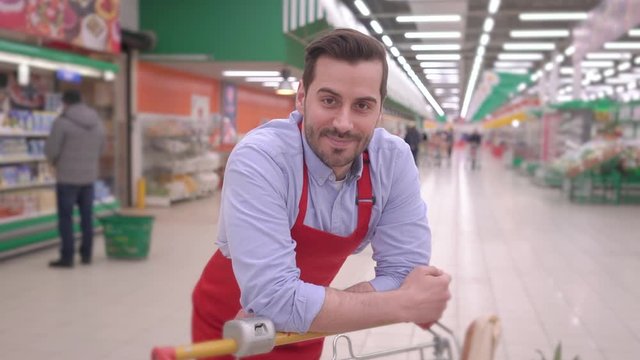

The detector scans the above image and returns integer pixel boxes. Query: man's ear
[295,81,305,114]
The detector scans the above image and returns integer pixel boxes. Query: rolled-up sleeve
[369,145,431,292]
[221,145,325,332]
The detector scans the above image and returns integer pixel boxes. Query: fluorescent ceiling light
[434,88,460,95]
[426,74,459,81]
[510,30,570,38]
[370,20,383,34]
[381,35,393,47]
[498,53,544,60]
[565,46,576,56]
[629,29,640,37]
[390,47,400,57]
[461,61,482,118]
[560,67,574,75]
[223,70,280,77]
[396,15,461,22]
[604,42,640,50]
[405,32,461,39]
[587,73,603,82]
[603,68,616,77]
[586,52,631,60]
[397,56,407,65]
[429,78,459,84]
[517,83,527,91]
[416,54,461,61]
[410,44,461,51]
[494,61,534,68]
[544,62,554,71]
[555,54,565,63]
[245,76,288,82]
[480,34,490,46]
[0,51,103,78]
[605,78,630,85]
[618,62,631,71]
[442,103,459,108]
[488,0,501,14]
[636,57,640,64]
[483,18,495,32]
[262,81,280,87]
[354,0,371,16]
[423,68,458,74]
[420,62,458,68]
[581,61,615,68]
[477,46,486,56]
[496,68,529,75]
[519,12,588,21]
[503,42,555,51]
[103,71,115,81]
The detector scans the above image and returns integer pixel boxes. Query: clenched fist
[397,265,451,325]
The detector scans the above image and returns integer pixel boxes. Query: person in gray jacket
[45,90,105,268]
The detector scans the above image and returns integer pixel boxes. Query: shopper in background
[45,90,105,268]
[192,29,450,359]
[404,123,421,164]
[444,128,454,162]
[467,129,483,170]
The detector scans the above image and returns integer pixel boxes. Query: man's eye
[322,98,336,106]
[355,102,371,111]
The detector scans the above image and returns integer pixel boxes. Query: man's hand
[397,266,451,325]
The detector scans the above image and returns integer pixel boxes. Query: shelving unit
[0,198,120,258]
[1,101,118,256]
[134,114,222,207]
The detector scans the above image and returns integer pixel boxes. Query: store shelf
[0,181,55,193]
[0,155,47,165]
[0,199,119,255]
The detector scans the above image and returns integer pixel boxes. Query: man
[192,29,450,359]
[45,90,105,268]
[404,123,421,164]
[467,129,482,170]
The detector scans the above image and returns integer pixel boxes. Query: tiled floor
[1,149,639,360]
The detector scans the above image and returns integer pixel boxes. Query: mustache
[319,128,363,141]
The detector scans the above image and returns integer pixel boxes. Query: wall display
[0,0,121,53]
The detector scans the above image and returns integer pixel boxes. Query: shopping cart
[152,315,500,360]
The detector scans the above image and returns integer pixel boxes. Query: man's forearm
[308,287,403,333]
[308,266,451,334]
[344,281,375,293]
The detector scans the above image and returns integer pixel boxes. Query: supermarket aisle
[1,148,640,360]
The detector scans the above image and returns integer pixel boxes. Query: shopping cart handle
[151,318,327,360]
[151,347,176,360]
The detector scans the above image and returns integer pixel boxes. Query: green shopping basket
[100,214,155,259]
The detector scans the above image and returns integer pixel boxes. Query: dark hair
[62,90,82,105]
[302,28,388,100]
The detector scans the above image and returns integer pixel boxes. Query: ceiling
[338,0,633,121]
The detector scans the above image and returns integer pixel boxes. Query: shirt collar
[291,111,364,186]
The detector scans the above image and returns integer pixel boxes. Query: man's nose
[332,108,354,133]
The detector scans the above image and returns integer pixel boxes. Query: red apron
[192,150,374,359]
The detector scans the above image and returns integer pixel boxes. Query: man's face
[296,56,383,177]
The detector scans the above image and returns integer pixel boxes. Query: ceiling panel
[341,0,607,120]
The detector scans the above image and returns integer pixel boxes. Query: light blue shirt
[216,111,431,332]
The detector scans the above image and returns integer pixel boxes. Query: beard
[304,118,373,170]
